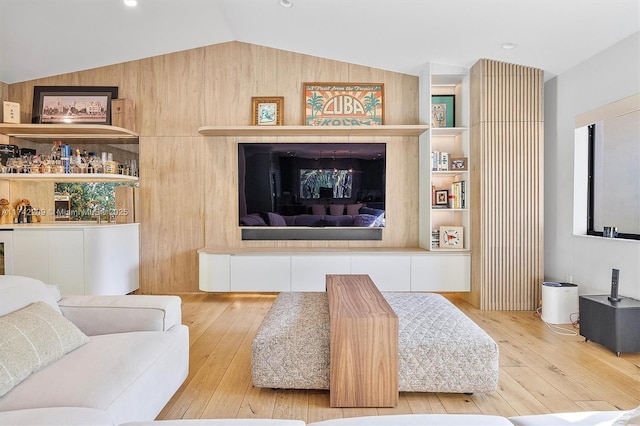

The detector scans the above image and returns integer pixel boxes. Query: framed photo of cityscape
[32,86,118,125]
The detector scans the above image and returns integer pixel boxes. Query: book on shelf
[431,229,440,249]
[431,151,450,171]
[449,180,466,209]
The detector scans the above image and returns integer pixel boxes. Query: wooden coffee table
[326,274,398,407]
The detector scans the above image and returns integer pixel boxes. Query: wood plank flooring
[158,292,640,422]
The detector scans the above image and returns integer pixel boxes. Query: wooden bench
[326,274,398,408]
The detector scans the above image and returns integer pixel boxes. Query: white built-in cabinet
[199,249,470,293]
[9,224,139,295]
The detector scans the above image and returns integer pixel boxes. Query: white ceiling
[0,0,638,84]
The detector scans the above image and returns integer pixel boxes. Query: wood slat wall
[468,59,544,310]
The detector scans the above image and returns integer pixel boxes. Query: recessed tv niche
[238,143,386,240]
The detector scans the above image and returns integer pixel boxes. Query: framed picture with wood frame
[450,157,468,171]
[252,96,284,126]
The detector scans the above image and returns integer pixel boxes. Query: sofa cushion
[0,301,89,397]
[353,213,378,227]
[307,414,513,425]
[240,214,267,226]
[0,325,189,425]
[261,212,287,226]
[0,407,115,425]
[346,203,363,215]
[509,410,635,426]
[0,275,62,316]
[359,207,385,226]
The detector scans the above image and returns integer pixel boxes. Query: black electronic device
[608,268,620,302]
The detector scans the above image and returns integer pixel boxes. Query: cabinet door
[230,255,291,292]
[12,230,49,284]
[410,254,470,291]
[48,230,84,295]
[291,255,351,291]
[199,253,231,292]
[350,255,411,291]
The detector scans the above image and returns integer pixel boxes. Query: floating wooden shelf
[198,124,429,137]
[0,123,139,144]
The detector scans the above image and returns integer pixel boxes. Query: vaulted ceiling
[0,0,638,84]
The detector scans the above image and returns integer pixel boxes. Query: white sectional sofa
[122,410,638,426]
[0,275,189,426]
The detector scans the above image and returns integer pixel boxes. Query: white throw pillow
[0,301,89,397]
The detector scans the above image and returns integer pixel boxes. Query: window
[586,109,640,240]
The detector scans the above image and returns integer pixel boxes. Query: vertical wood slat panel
[469,59,543,310]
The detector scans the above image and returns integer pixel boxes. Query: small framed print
[431,95,455,128]
[440,226,464,249]
[3,101,20,124]
[252,97,284,126]
[450,157,468,171]
[435,190,449,206]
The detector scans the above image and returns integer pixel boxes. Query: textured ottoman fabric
[385,292,499,393]
[251,292,499,394]
[252,292,330,389]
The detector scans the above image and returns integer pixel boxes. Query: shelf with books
[418,63,470,251]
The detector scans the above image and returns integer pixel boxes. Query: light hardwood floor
[158,292,640,422]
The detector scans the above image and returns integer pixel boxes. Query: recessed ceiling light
[124,0,137,6]
[501,42,517,50]
[279,0,293,7]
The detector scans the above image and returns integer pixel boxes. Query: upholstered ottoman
[251,292,499,394]
[252,292,330,389]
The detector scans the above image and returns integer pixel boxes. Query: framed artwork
[435,189,449,206]
[440,226,464,249]
[32,86,118,124]
[431,95,455,128]
[3,101,20,124]
[303,82,384,126]
[450,157,468,171]
[252,96,284,126]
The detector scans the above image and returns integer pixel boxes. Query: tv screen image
[238,142,386,229]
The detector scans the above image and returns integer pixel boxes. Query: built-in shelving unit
[419,63,471,251]
[198,124,429,137]
[0,123,139,182]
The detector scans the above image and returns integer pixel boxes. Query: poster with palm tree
[303,83,384,126]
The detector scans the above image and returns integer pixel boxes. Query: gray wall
[544,32,640,298]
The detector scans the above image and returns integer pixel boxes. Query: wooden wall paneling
[275,48,350,126]
[137,48,204,136]
[469,59,543,311]
[203,42,277,127]
[6,41,426,293]
[139,136,205,294]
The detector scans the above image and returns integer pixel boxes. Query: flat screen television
[238,142,386,233]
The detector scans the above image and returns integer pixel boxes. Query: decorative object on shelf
[32,86,118,125]
[303,82,384,126]
[450,157,468,171]
[440,226,464,249]
[251,97,284,126]
[2,101,20,124]
[0,199,15,224]
[431,95,455,128]
[434,190,449,206]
